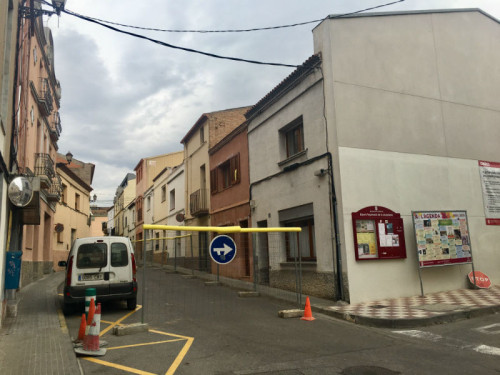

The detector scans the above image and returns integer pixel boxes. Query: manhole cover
[342,366,401,375]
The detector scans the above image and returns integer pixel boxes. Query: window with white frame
[279,203,316,262]
[169,189,175,211]
[161,185,166,202]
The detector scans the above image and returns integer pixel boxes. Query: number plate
[80,273,104,281]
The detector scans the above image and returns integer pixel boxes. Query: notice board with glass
[352,206,407,261]
[412,210,473,268]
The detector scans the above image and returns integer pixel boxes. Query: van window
[111,243,129,267]
[77,243,107,269]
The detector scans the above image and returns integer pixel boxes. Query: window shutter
[230,153,240,184]
[210,168,217,194]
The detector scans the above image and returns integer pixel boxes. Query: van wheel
[127,297,137,310]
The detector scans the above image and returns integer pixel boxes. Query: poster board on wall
[412,210,472,268]
[352,206,406,261]
[478,160,500,225]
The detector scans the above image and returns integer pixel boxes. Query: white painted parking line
[474,323,500,335]
[474,345,500,356]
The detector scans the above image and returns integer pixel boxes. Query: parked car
[58,236,137,314]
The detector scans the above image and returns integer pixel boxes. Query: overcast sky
[45,0,500,206]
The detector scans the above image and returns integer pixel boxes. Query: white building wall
[166,165,185,258]
[248,66,337,298]
[314,10,500,303]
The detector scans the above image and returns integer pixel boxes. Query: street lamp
[65,151,73,165]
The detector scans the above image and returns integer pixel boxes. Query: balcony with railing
[49,112,62,142]
[30,77,54,116]
[189,188,209,216]
[35,153,55,189]
[47,175,62,202]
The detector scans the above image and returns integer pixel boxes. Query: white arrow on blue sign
[209,235,237,265]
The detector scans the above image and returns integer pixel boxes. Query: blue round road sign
[210,235,237,265]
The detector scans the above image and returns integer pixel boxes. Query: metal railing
[34,153,55,181]
[189,188,209,216]
[47,175,62,201]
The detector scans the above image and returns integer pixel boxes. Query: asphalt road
[61,267,500,374]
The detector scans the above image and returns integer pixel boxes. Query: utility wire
[60,0,404,68]
[62,9,299,68]
[64,0,405,34]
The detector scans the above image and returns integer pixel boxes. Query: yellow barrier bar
[240,227,301,233]
[142,224,301,233]
[143,225,241,233]
[131,234,192,243]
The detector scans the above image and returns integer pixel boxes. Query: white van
[58,236,137,313]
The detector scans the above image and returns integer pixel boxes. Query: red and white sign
[468,271,491,289]
[478,160,500,225]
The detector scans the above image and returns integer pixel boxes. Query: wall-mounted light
[65,151,73,165]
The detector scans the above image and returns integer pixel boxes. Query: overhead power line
[62,9,300,68]
[64,0,405,34]
[60,0,405,68]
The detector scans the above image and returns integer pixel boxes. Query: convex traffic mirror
[8,176,33,207]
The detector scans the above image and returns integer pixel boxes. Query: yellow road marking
[84,305,194,374]
[84,357,156,375]
[99,305,142,336]
[165,336,194,375]
[107,339,185,350]
[56,308,68,334]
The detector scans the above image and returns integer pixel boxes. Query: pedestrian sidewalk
[310,285,500,328]
[0,272,82,375]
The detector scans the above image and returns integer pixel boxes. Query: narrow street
[62,267,500,374]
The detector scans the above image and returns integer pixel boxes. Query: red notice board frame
[351,206,407,261]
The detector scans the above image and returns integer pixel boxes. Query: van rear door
[74,240,110,297]
[109,241,134,295]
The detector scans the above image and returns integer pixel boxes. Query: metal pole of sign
[465,212,477,289]
[412,214,426,297]
[141,229,147,324]
[298,233,303,307]
[190,234,194,275]
[252,232,258,292]
[174,235,177,272]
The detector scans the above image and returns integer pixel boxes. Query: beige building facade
[181,108,249,271]
[134,151,183,255]
[52,153,95,270]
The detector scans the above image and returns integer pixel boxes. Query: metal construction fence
[133,225,311,322]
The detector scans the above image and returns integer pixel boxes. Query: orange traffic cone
[76,303,106,356]
[86,298,95,326]
[301,297,315,321]
[77,313,87,341]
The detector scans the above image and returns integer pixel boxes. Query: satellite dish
[8,176,33,207]
[175,213,185,222]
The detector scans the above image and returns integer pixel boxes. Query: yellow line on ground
[107,338,185,350]
[149,329,195,375]
[100,320,122,324]
[166,336,194,375]
[100,305,142,336]
[56,308,68,334]
[149,329,191,340]
[84,357,156,375]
